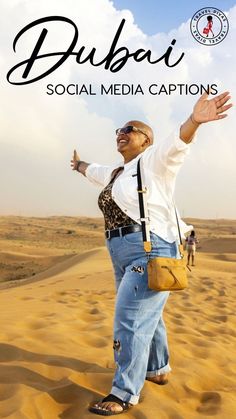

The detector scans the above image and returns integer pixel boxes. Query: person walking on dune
[185,230,199,266]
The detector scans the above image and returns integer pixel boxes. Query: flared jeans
[106,231,178,405]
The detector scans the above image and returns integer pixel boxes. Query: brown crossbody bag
[137,158,189,291]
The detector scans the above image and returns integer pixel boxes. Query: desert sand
[0,216,236,418]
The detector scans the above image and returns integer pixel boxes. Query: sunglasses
[116,125,149,139]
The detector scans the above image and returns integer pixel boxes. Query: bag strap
[174,206,183,246]
[137,159,152,252]
[137,158,184,256]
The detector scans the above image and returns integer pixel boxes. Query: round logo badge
[190,7,229,45]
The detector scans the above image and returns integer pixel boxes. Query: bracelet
[75,160,83,172]
[190,114,200,126]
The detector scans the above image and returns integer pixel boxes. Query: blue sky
[112,0,236,34]
[0,0,235,218]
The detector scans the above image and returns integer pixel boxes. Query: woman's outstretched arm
[180,91,232,144]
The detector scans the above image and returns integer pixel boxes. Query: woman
[70,91,231,416]
[205,15,214,37]
[185,230,199,266]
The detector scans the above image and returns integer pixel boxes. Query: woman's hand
[70,150,90,176]
[70,149,80,170]
[180,90,233,143]
[192,91,232,124]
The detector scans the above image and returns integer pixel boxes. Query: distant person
[71,91,232,416]
[185,230,199,266]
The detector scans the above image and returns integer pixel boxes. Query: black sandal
[89,394,131,416]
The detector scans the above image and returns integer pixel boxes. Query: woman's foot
[89,394,131,416]
[146,373,169,385]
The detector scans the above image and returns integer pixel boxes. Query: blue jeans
[106,231,178,405]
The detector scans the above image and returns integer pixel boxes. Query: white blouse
[85,131,193,242]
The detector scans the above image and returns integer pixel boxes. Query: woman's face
[116,121,151,161]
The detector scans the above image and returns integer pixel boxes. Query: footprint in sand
[68,297,81,302]
[217,302,226,308]
[71,289,83,295]
[203,280,214,287]
[103,295,114,300]
[188,336,212,347]
[50,279,64,284]
[199,330,215,337]
[97,290,109,295]
[168,413,184,419]
[180,293,189,300]
[172,319,183,326]
[79,312,107,322]
[173,327,189,334]
[26,319,49,330]
[20,296,35,300]
[56,291,69,296]
[214,315,228,323]
[44,313,56,318]
[89,308,100,315]
[216,326,230,335]
[199,287,207,293]
[197,391,221,415]
[184,302,193,308]
[82,334,108,348]
[175,313,184,319]
[205,296,213,301]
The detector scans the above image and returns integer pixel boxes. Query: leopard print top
[98,167,137,230]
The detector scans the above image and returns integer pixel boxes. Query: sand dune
[0,249,105,291]
[0,217,236,418]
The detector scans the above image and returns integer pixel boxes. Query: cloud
[0,0,235,218]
